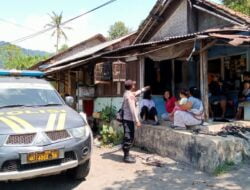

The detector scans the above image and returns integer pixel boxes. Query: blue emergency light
[0,70,45,77]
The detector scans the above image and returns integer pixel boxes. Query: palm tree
[45,11,71,52]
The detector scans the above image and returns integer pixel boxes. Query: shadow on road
[101,152,124,163]
[0,173,82,190]
[102,160,250,190]
[100,147,153,163]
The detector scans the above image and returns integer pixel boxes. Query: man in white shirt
[122,80,149,163]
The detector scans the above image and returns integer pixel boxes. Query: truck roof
[0,76,49,84]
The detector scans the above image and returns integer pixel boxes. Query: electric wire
[10,0,118,44]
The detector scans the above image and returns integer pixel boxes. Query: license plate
[27,149,60,163]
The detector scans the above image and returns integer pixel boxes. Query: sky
[0,0,222,53]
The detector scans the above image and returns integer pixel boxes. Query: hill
[0,41,50,68]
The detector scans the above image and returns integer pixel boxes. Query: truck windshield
[0,83,63,108]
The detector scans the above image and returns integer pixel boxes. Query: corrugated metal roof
[44,32,136,70]
[103,27,249,54]
[45,27,249,74]
[31,34,106,70]
[45,32,205,74]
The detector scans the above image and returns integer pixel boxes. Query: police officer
[122,80,150,163]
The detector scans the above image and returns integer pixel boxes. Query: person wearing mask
[122,80,150,163]
[161,90,177,121]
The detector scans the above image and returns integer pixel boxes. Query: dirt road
[0,147,249,190]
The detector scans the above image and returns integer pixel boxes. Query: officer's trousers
[122,120,135,156]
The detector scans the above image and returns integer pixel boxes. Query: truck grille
[45,130,70,141]
[6,134,36,145]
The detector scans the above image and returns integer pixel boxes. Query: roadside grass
[213,161,235,176]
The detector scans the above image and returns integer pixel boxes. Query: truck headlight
[69,126,90,138]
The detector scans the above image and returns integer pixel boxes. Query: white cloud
[0,11,99,53]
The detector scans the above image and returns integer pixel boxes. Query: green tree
[108,21,130,40]
[45,11,71,52]
[58,44,69,52]
[222,0,250,16]
[0,44,47,70]
[4,55,48,70]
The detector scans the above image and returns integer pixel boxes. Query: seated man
[140,90,159,125]
[209,74,227,118]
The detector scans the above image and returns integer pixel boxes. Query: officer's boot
[123,150,136,163]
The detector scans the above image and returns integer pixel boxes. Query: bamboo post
[200,40,209,121]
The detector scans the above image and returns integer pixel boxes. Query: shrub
[100,105,117,123]
[100,125,123,146]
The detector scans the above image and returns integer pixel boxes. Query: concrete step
[134,124,250,173]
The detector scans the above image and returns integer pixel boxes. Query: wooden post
[56,72,60,91]
[200,40,209,121]
[67,70,71,95]
[117,82,121,95]
[171,59,175,95]
[247,49,250,71]
[139,57,145,90]
[221,57,225,80]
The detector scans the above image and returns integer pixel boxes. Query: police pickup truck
[0,70,92,181]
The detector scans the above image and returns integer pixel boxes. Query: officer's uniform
[122,86,146,161]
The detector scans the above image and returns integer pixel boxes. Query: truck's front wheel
[68,159,90,180]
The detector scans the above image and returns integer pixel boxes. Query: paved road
[0,147,249,190]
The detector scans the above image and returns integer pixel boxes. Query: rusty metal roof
[107,27,249,54]
[31,34,106,70]
[200,0,250,24]
[43,32,136,70]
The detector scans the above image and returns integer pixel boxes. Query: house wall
[94,97,123,113]
[150,0,188,41]
[197,11,231,31]
[208,46,248,59]
[94,96,166,117]
[150,0,233,42]
[93,60,140,113]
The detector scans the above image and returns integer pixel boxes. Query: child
[140,90,159,125]
[169,89,188,121]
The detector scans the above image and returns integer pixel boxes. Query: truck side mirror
[65,96,74,107]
